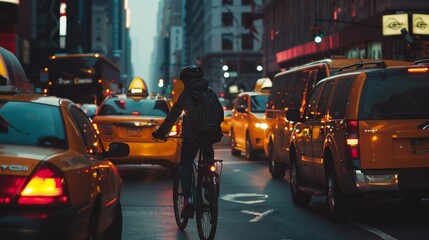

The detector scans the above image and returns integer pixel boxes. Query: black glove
[152,131,164,139]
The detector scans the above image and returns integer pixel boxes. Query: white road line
[241,209,274,222]
[351,221,398,240]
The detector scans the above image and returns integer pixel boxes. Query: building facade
[261,0,429,78]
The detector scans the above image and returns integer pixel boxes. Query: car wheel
[230,129,241,156]
[326,162,352,222]
[104,200,123,240]
[245,133,258,160]
[290,155,311,206]
[268,142,286,179]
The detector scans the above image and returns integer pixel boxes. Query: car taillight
[0,176,27,205]
[408,67,428,73]
[17,163,68,206]
[345,120,360,169]
[169,124,181,136]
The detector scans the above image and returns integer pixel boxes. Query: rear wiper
[0,115,29,135]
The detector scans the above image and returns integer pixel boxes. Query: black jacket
[156,77,222,139]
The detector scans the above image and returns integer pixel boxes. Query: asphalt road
[118,136,429,240]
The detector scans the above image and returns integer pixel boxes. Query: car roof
[0,91,70,107]
[237,91,269,97]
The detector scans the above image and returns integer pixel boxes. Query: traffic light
[310,27,323,44]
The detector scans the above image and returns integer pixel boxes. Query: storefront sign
[412,14,429,35]
[382,13,408,36]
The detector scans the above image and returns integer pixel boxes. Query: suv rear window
[98,98,170,116]
[359,74,429,120]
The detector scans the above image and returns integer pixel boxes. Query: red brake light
[18,164,68,206]
[345,121,360,168]
[0,176,27,205]
[408,67,428,73]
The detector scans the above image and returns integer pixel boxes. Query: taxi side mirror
[105,142,130,158]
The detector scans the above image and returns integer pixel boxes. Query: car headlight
[255,122,268,130]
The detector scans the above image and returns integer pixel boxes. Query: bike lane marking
[220,193,274,222]
[241,209,274,222]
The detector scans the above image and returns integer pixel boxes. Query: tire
[326,162,353,222]
[196,172,218,240]
[173,168,189,230]
[230,129,241,156]
[104,200,123,240]
[245,133,259,160]
[87,199,101,240]
[269,144,285,179]
[290,156,311,206]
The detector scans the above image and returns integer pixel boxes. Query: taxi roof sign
[127,77,148,97]
[253,78,272,92]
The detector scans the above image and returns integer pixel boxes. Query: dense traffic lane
[118,136,429,240]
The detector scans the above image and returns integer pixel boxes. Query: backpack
[189,89,224,144]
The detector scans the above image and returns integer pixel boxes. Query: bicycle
[166,136,223,240]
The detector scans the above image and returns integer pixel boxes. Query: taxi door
[297,83,324,183]
[233,94,249,149]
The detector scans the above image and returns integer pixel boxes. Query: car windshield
[359,74,429,120]
[98,98,170,116]
[0,101,66,148]
[251,95,268,113]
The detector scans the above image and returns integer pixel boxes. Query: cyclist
[152,65,224,218]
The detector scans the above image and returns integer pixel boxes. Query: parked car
[230,90,269,160]
[287,60,429,222]
[92,77,181,170]
[0,47,129,240]
[265,57,412,179]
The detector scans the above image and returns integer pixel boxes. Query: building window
[222,34,234,50]
[242,0,252,5]
[222,12,234,26]
[242,34,253,50]
[222,0,233,5]
[241,12,252,28]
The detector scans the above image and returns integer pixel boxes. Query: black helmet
[179,65,204,81]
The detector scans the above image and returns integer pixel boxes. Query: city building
[261,0,429,78]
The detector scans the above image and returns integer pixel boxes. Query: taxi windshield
[359,74,429,120]
[98,98,170,116]
[251,95,268,113]
[0,101,66,148]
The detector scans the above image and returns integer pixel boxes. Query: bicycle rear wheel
[196,172,218,240]
[173,168,188,230]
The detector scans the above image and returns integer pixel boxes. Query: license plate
[411,139,429,154]
[126,127,142,137]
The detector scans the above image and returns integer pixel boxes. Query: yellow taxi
[92,77,182,169]
[0,47,129,239]
[287,60,429,221]
[230,78,271,160]
[221,109,232,134]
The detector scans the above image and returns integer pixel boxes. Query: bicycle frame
[168,135,223,240]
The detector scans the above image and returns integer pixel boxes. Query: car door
[70,106,119,205]
[310,81,333,184]
[235,94,248,148]
[296,83,324,183]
